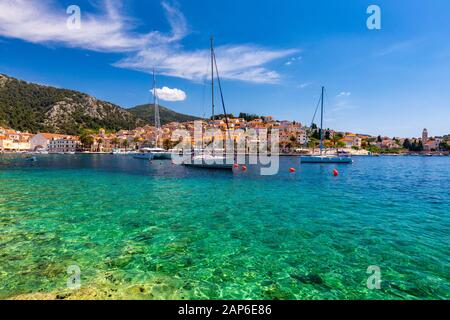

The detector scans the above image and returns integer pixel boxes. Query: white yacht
[148,147,172,160]
[300,87,353,164]
[133,148,155,160]
[183,154,234,170]
[139,69,173,161]
[300,154,353,163]
[182,36,234,171]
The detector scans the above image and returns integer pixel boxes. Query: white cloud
[284,56,302,66]
[337,91,351,97]
[0,0,156,52]
[0,0,298,84]
[152,86,186,102]
[297,82,311,89]
[332,92,357,112]
[117,45,298,84]
[374,39,422,57]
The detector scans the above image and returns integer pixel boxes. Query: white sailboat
[300,87,353,164]
[183,36,233,170]
[134,69,172,160]
[149,69,172,160]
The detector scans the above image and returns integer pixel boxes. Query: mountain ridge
[0,74,200,135]
[128,103,201,126]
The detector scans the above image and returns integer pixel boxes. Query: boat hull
[300,156,353,164]
[133,154,154,160]
[183,162,233,170]
[151,152,172,160]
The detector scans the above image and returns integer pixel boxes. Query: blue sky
[1,0,449,137]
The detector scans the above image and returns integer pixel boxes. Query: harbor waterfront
[0,154,448,300]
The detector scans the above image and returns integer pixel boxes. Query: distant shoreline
[1,151,449,157]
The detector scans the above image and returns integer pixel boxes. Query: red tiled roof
[38,133,79,140]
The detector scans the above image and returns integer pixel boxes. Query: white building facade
[48,137,80,153]
[30,133,79,152]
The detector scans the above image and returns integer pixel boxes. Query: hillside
[0,74,201,135]
[128,104,201,126]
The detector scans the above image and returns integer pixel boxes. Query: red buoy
[289,167,296,173]
[234,164,239,169]
[242,165,248,172]
[333,169,339,177]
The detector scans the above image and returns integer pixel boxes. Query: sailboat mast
[211,36,215,121]
[320,86,324,154]
[153,68,161,148]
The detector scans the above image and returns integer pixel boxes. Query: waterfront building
[0,129,32,151]
[341,134,362,148]
[381,138,399,149]
[48,136,80,153]
[424,139,438,152]
[30,133,79,152]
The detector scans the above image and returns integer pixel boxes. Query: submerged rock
[261,280,275,286]
[290,273,324,285]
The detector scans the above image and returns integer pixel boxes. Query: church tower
[422,129,428,143]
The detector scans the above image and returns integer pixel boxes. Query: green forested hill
[128,104,201,125]
[0,74,200,134]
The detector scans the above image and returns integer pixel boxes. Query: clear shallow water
[0,154,449,300]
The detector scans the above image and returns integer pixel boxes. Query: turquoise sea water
[0,154,449,300]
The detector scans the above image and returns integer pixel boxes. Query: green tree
[336,141,346,150]
[307,138,320,153]
[331,133,344,151]
[163,138,175,150]
[112,138,120,148]
[439,141,449,151]
[365,144,381,154]
[133,137,140,150]
[403,138,412,150]
[80,133,94,150]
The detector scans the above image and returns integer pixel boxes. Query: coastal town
[1,116,449,155]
